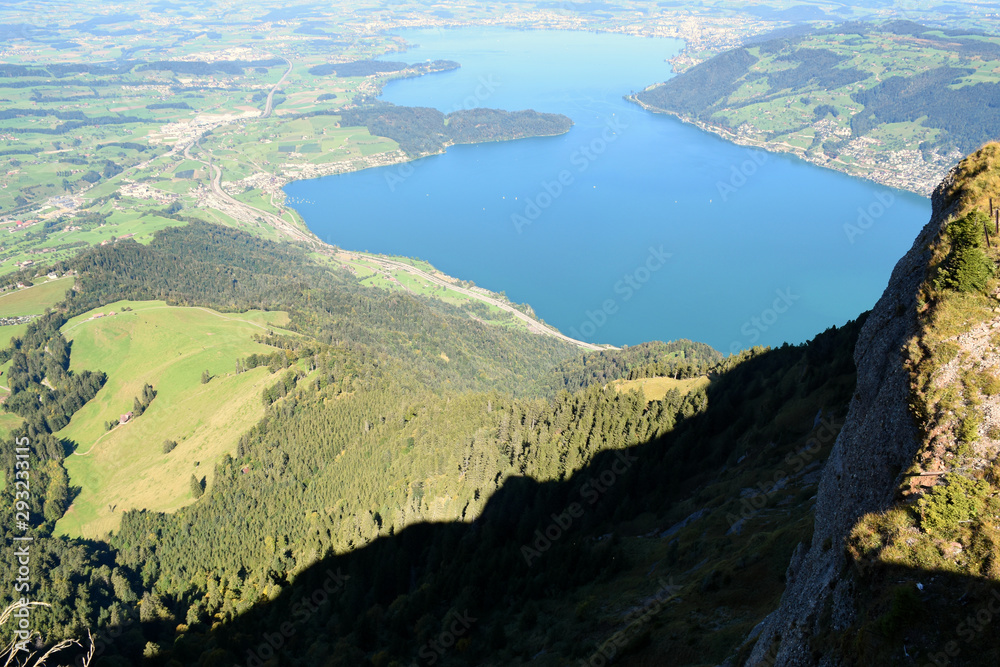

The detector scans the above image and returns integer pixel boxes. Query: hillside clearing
[55,300,294,539]
[611,375,710,402]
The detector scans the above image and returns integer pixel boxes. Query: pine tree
[190,474,205,499]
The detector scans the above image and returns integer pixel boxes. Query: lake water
[285,28,931,353]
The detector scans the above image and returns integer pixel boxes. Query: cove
[285,27,931,353]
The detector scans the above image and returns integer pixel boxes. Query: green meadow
[54,300,294,539]
[611,375,711,402]
[0,276,74,317]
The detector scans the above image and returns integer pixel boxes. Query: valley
[1,2,1000,667]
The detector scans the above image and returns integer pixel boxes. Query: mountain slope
[744,144,1000,666]
[0,217,866,665]
[633,21,1000,194]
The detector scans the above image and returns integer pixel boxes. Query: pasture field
[0,276,74,317]
[54,300,294,539]
[611,375,711,402]
[200,114,398,173]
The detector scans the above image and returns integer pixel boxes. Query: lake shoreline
[286,27,931,352]
[627,92,941,197]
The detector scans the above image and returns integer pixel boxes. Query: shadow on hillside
[155,434,709,667]
[773,560,1000,667]
[122,321,890,667]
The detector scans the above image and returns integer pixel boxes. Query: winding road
[179,59,605,353]
[262,58,293,118]
[364,255,605,351]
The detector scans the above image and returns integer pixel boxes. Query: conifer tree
[190,474,205,499]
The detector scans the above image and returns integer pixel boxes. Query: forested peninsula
[340,104,574,155]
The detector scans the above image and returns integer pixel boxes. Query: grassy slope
[638,25,997,193]
[0,276,76,441]
[55,300,293,539]
[0,276,74,317]
[611,375,711,402]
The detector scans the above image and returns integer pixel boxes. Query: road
[262,58,293,118]
[363,255,606,351]
[183,139,316,244]
[178,60,606,353]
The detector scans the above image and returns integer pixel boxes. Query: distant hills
[633,21,1000,194]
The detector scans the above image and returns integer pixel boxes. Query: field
[611,375,711,402]
[637,23,1000,194]
[0,25,400,274]
[0,275,73,317]
[54,300,295,539]
[0,275,76,439]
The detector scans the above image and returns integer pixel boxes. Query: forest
[635,47,757,118]
[0,312,106,434]
[58,223,572,395]
[308,59,459,78]
[850,66,1000,152]
[339,104,573,155]
[635,21,1000,155]
[308,60,408,77]
[0,220,866,665]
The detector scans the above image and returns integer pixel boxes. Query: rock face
[744,173,961,666]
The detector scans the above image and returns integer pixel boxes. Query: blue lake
[285,28,931,353]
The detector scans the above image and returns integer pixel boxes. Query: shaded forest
[0,220,871,665]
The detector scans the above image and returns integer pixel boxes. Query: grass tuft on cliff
[834,142,1000,666]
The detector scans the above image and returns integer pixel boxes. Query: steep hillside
[122,320,862,666]
[633,21,1000,194]
[55,301,295,539]
[743,144,1000,666]
[0,218,867,665]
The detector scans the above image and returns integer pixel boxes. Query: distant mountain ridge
[633,20,1000,194]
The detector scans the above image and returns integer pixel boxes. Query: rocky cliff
[744,147,998,666]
